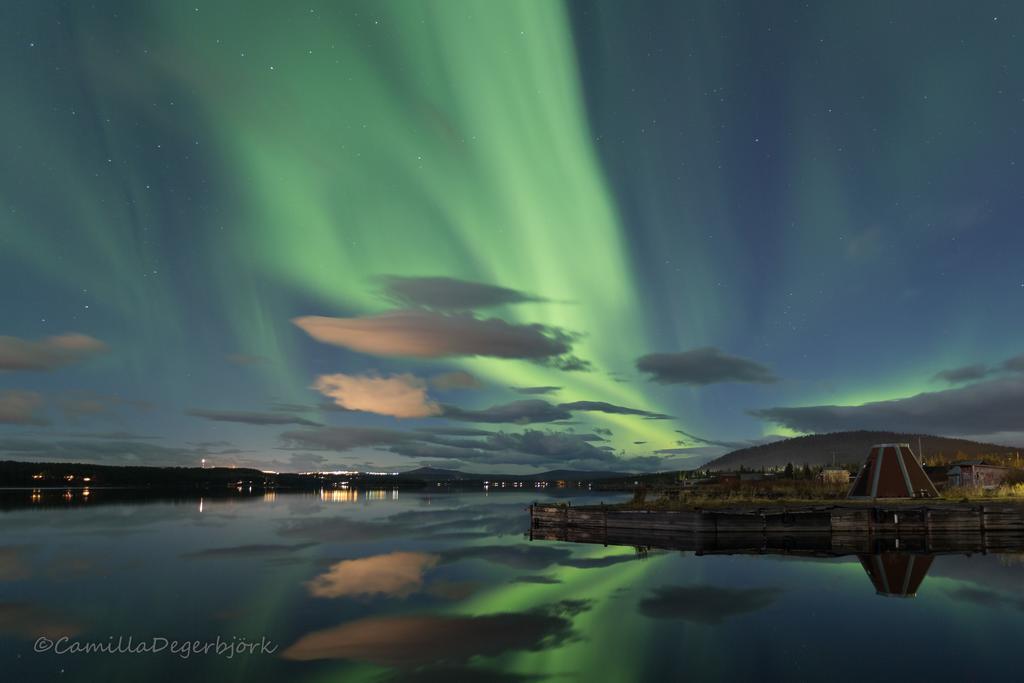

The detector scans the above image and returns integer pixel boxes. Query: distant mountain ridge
[704,431,1021,471]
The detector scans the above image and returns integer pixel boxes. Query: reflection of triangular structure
[848,443,939,498]
[858,553,934,598]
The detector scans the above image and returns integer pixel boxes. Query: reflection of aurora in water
[3,491,1024,681]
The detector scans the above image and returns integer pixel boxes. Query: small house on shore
[817,466,851,485]
[848,444,939,499]
[947,461,1010,489]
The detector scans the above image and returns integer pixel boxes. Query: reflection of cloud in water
[377,665,546,683]
[282,601,591,665]
[279,500,533,544]
[1,545,97,582]
[0,545,31,581]
[638,585,781,624]
[424,579,482,601]
[440,544,638,571]
[0,602,82,639]
[930,554,1024,596]
[945,586,1024,611]
[278,516,410,542]
[182,542,317,559]
[511,575,562,585]
[440,544,569,570]
[307,551,439,598]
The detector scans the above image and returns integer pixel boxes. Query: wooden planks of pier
[529,502,1024,556]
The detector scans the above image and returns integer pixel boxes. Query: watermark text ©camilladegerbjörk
[33,635,278,659]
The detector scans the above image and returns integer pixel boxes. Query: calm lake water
[2,488,1022,682]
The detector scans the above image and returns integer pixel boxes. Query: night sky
[2,1,1023,473]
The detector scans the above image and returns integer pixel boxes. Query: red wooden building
[847,443,939,499]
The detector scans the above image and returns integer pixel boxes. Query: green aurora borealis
[2,1,1024,469]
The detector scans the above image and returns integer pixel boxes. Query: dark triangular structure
[847,443,939,498]
[858,553,935,598]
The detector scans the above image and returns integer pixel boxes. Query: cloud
[559,401,671,420]
[0,437,234,466]
[932,363,991,384]
[281,423,681,472]
[1003,353,1024,373]
[751,376,1024,437]
[313,373,441,419]
[271,402,318,413]
[281,426,421,451]
[510,386,561,395]
[287,452,328,471]
[429,371,481,390]
[440,399,669,424]
[931,353,1024,384]
[186,409,322,427]
[414,427,495,437]
[293,311,584,369]
[379,276,545,310]
[653,446,734,461]
[441,400,571,424]
[393,430,618,468]
[48,392,152,422]
[673,429,770,451]
[638,585,781,623]
[306,552,440,599]
[281,605,584,665]
[0,390,48,425]
[636,347,778,385]
[56,431,161,440]
[0,333,108,371]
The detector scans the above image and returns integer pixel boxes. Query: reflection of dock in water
[529,502,1024,597]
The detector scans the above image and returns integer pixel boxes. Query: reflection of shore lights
[31,490,41,503]
[263,491,277,503]
[198,498,204,513]
[63,490,73,501]
[320,489,358,503]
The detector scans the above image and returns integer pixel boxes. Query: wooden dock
[529,502,1024,556]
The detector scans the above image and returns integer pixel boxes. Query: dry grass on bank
[618,480,1024,510]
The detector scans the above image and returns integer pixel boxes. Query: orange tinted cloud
[292,311,572,361]
[0,333,108,371]
[0,390,47,425]
[313,373,441,419]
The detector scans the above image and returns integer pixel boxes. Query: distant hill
[704,431,1021,471]
[398,467,474,481]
